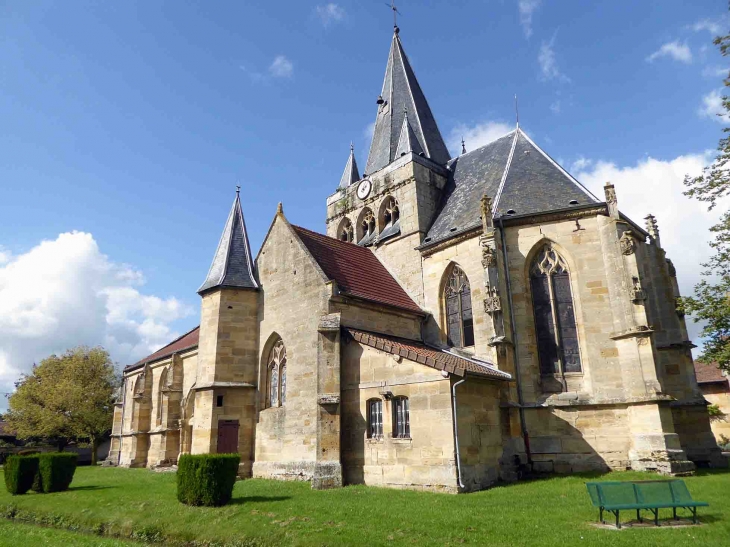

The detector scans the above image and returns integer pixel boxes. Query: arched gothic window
[530,246,582,375]
[157,367,168,425]
[444,266,474,347]
[357,208,377,246]
[339,218,354,243]
[379,197,400,230]
[266,339,287,408]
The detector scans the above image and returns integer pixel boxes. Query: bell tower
[326,27,451,306]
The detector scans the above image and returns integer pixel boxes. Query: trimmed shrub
[177,453,240,507]
[3,455,39,495]
[33,453,78,493]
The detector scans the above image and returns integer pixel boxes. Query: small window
[216,395,224,408]
[392,397,410,439]
[367,399,383,439]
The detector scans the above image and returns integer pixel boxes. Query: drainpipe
[451,376,467,490]
[118,375,127,466]
[499,218,532,466]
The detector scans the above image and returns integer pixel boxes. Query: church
[109,25,726,493]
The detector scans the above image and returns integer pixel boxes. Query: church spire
[364,29,450,175]
[338,143,360,189]
[394,109,423,157]
[198,189,258,294]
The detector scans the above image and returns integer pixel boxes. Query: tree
[683,21,730,372]
[6,346,118,464]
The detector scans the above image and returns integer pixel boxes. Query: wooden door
[217,420,239,454]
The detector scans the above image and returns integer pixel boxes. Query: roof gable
[291,225,422,314]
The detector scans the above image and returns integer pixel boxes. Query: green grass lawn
[0,519,139,546]
[1,466,728,546]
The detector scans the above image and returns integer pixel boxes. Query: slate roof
[339,144,360,189]
[345,328,512,381]
[423,128,600,248]
[694,361,729,385]
[364,29,450,175]
[125,326,200,372]
[291,225,423,314]
[198,191,258,294]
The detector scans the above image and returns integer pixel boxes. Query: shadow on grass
[68,485,116,491]
[228,496,291,505]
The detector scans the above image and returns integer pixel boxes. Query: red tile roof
[694,360,728,385]
[125,326,200,372]
[292,225,423,314]
[346,328,512,381]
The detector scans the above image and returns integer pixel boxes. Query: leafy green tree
[6,347,118,464]
[683,24,730,372]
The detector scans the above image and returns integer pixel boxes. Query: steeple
[338,143,360,189]
[364,29,450,175]
[198,189,258,294]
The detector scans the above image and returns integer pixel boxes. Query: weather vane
[385,1,401,29]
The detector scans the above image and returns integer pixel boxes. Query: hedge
[33,453,78,493]
[3,455,39,495]
[177,453,240,507]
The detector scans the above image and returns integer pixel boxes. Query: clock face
[357,179,372,200]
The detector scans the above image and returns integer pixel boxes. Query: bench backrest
[669,480,695,504]
[635,481,673,505]
[596,482,638,506]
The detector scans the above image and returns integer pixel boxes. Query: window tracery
[530,245,581,376]
[380,197,400,230]
[444,265,475,348]
[357,208,376,245]
[266,339,287,408]
[339,218,354,243]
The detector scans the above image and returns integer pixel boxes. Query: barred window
[444,266,475,348]
[367,399,383,438]
[266,339,287,408]
[530,246,581,375]
[392,397,410,439]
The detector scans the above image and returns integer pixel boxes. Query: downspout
[118,375,127,466]
[499,217,532,466]
[451,376,467,490]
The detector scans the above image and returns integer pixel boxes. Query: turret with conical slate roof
[338,144,360,189]
[198,188,258,294]
[364,27,450,175]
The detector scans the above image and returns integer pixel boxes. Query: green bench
[585,480,708,528]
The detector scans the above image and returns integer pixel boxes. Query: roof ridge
[146,325,200,357]
[447,129,516,167]
[491,129,520,213]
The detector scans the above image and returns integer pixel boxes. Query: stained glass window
[444,266,475,347]
[267,339,287,407]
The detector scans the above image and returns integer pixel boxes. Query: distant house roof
[345,328,512,381]
[694,361,728,385]
[125,326,200,372]
[292,225,423,314]
[423,128,600,248]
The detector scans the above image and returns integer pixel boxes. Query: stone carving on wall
[133,372,146,399]
[480,194,493,231]
[630,276,647,303]
[604,184,617,205]
[620,231,636,255]
[481,245,497,268]
[483,286,501,313]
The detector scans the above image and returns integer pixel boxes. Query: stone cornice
[419,226,482,256]
[193,382,255,390]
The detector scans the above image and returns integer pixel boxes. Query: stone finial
[604,182,619,219]
[645,214,661,248]
[277,202,284,215]
[619,231,636,255]
[461,137,467,155]
[480,194,493,232]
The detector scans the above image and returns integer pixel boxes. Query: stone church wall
[253,216,331,481]
[341,341,458,492]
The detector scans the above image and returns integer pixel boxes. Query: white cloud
[646,41,693,64]
[0,232,193,404]
[315,3,345,27]
[575,152,730,349]
[702,66,729,78]
[538,35,570,82]
[448,121,513,156]
[269,55,293,78]
[692,19,723,36]
[550,100,561,114]
[364,121,375,141]
[569,156,592,172]
[698,89,730,123]
[518,0,541,39]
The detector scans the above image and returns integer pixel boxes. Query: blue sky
[0,1,728,403]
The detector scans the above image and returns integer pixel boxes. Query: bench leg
[691,507,697,525]
[651,508,659,527]
[615,510,621,529]
[636,509,642,523]
[599,507,604,524]
[673,507,677,521]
